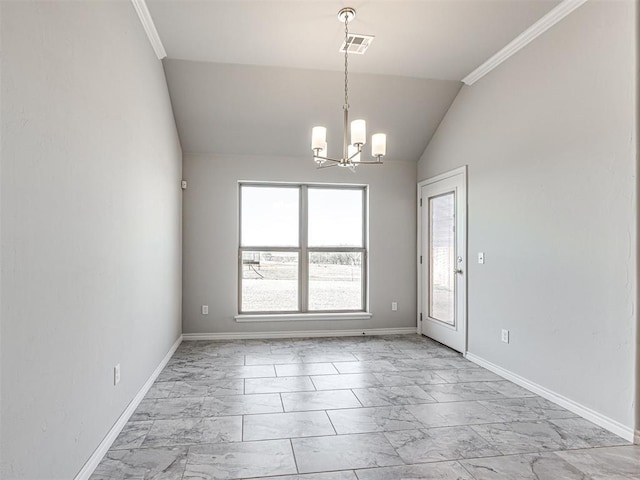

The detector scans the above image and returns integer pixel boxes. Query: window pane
[308,188,363,247]
[241,186,299,247]
[241,251,298,312]
[429,193,455,325]
[309,252,362,311]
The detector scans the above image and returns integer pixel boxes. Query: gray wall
[182,154,416,334]
[1,2,182,478]
[636,0,640,437]
[418,1,637,430]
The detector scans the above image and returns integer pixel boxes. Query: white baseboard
[183,327,417,341]
[74,334,183,480]
[465,352,635,443]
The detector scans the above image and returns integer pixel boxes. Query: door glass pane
[429,193,455,325]
[308,188,363,247]
[241,186,299,247]
[241,251,298,312]
[309,252,362,311]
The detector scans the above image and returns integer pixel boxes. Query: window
[239,183,367,314]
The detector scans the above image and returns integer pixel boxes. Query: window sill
[235,312,373,323]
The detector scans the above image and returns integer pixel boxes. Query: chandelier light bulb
[311,126,327,150]
[351,119,366,146]
[372,133,387,157]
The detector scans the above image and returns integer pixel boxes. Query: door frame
[417,165,468,353]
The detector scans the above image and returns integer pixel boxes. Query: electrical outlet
[114,364,121,385]
[202,305,209,315]
[501,329,509,344]
[391,302,398,311]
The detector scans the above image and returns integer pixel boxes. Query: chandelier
[311,7,387,170]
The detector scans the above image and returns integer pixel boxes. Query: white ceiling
[146,0,562,161]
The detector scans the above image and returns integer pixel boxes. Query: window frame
[238,182,368,315]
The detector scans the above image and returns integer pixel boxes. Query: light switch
[478,252,485,264]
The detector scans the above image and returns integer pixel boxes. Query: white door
[418,167,467,353]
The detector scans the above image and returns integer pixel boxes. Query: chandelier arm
[352,160,384,165]
[313,154,342,163]
[346,144,362,162]
[316,162,339,170]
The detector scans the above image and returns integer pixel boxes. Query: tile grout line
[324,409,339,436]
[455,459,481,480]
[178,446,188,480]
[289,438,300,474]
[351,388,365,408]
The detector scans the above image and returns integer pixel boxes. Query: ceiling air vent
[339,34,375,55]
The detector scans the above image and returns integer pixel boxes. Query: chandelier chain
[344,13,349,110]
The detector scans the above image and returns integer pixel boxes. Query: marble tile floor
[91,334,638,479]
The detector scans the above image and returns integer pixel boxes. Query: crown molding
[462,0,589,86]
[131,0,167,60]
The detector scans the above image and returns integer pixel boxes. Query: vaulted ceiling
[146,0,562,161]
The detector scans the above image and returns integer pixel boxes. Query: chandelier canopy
[311,7,387,170]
